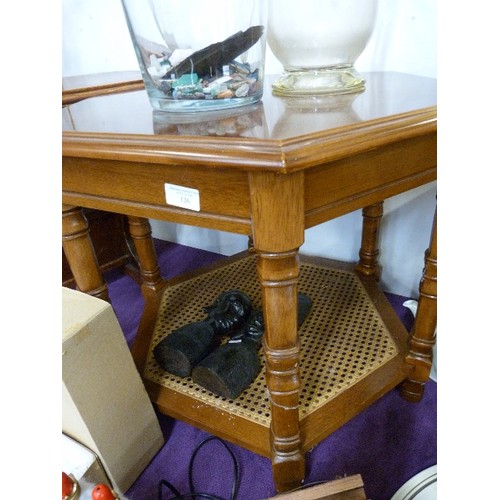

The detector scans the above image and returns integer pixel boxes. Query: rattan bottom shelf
[143,252,410,457]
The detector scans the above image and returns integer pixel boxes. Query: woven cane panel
[144,254,398,426]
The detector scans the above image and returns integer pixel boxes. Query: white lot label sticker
[164,183,200,212]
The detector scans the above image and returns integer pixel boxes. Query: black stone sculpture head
[204,289,253,336]
[153,289,253,378]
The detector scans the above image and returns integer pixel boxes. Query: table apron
[304,134,437,226]
[63,133,436,234]
[62,156,253,234]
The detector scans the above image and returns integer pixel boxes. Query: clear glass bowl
[267,0,378,96]
[121,0,267,112]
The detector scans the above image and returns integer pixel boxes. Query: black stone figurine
[153,290,253,377]
[191,293,313,399]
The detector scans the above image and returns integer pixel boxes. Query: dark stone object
[153,290,253,377]
[191,293,313,399]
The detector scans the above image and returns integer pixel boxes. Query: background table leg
[126,216,166,371]
[355,201,384,281]
[126,216,165,293]
[401,210,437,402]
[62,204,109,301]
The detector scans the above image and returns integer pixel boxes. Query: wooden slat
[62,78,144,106]
[267,475,366,499]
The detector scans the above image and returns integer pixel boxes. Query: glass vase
[121,0,267,112]
[267,0,377,96]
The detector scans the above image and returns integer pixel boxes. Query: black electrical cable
[158,436,239,500]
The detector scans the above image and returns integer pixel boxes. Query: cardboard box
[62,287,164,496]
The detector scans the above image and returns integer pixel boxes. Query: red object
[62,472,74,498]
[92,483,116,500]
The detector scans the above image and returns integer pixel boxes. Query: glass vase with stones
[267,0,377,96]
[121,0,267,112]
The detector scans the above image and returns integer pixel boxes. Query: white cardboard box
[62,287,164,496]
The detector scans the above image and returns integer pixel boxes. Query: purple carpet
[104,240,436,500]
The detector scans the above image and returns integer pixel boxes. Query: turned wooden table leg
[401,210,437,402]
[250,171,305,493]
[126,216,164,293]
[259,250,303,492]
[126,216,167,371]
[62,204,109,301]
[355,202,383,280]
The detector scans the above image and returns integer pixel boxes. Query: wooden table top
[63,72,436,174]
[62,72,436,235]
